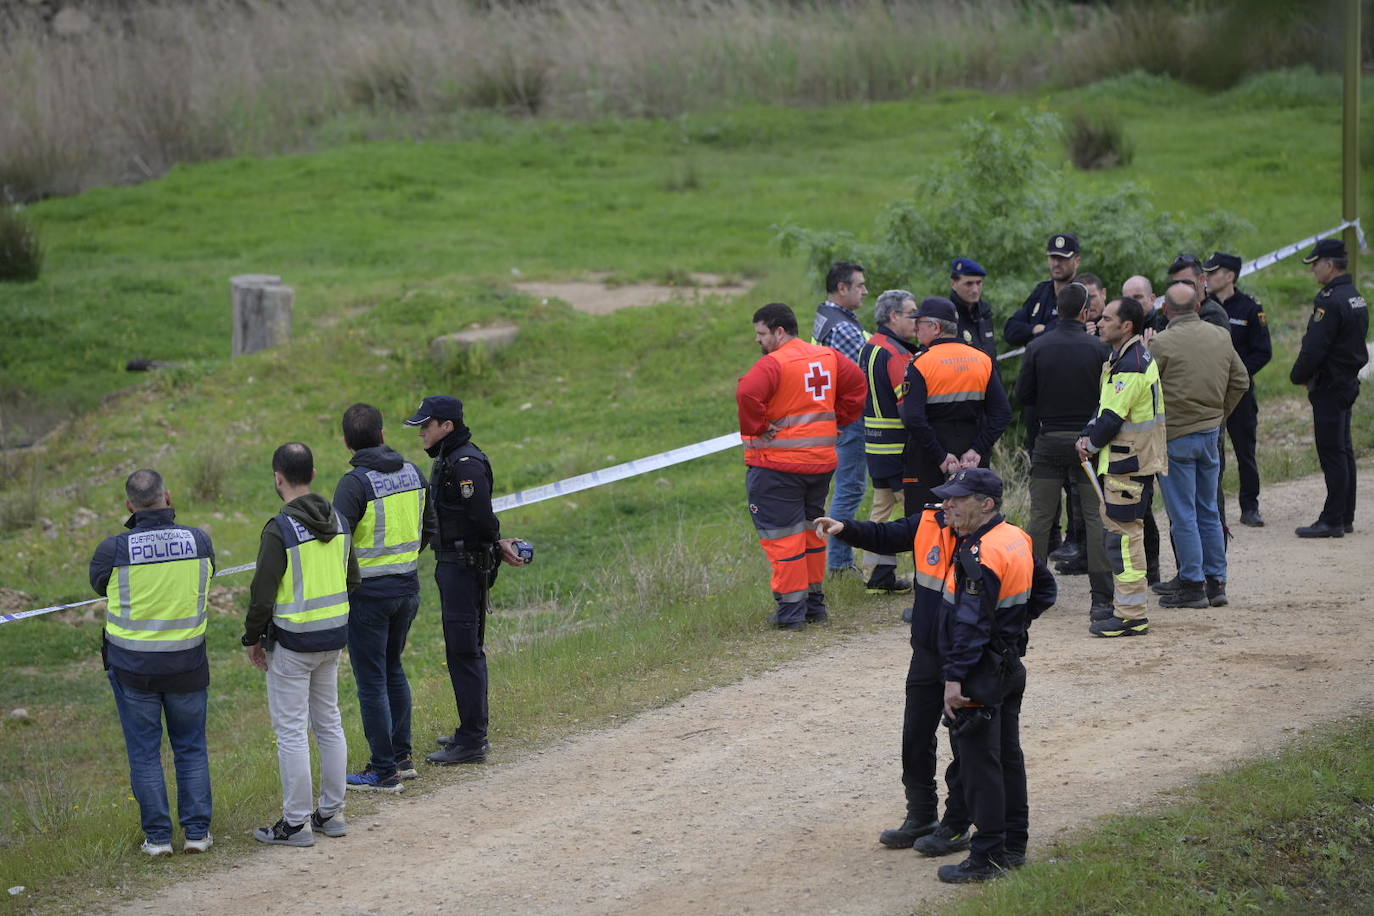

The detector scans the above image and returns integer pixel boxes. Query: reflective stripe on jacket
[350,464,424,579]
[1088,335,1167,477]
[910,507,955,651]
[861,328,918,480]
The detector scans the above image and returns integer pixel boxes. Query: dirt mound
[515,273,753,315]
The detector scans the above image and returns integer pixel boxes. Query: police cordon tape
[2,220,1361,626]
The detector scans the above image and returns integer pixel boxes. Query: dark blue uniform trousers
[1311,382,1359,527]
[952,660,1028,860]
[435,559,489,749]
[906,644,970,830]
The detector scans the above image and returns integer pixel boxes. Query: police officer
[1292,238,1369,538]
[243,442,358,847]
[858,290,920,595]
[948,258,998,358]
[334,403,428,793]
[1003,233,1079,348]
[813,503,972,860]
[406,396,528,763]
[90,469,215,856]
[933,468,1056,882]
[900,297,1012,514]
[1203,253,1272,527]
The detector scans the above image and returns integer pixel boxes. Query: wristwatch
[240,633,260,647]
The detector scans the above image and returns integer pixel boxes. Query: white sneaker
[140,839,174,857]
[183,833,213,853]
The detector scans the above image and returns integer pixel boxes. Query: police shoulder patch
[925,544,941,566]
[1314,307,1326,322]
[1257,310,1267,327]
[460,480,475,499]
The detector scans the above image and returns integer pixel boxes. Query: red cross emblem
[804,362,832,401]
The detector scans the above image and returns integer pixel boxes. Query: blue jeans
[827,420,867,569]
[1158,429,1227,583]
[347,593,419,776]
[108,672,212,844]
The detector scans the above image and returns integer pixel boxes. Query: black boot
[1205,576,1227,607]
[877,817,938,849]
[1158,580,1207,608]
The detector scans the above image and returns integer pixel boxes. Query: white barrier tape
[491,432,744,512]
[3,222,1361,625]
[1240,219,1362,277]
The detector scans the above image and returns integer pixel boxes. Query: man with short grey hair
[1149,282,1250,609]
[858,290,920,595]
[90,469,216,856]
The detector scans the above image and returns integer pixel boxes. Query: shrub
[1065,111,1134,171]
[775,111,1250,310]
[184,445,232,503]
[0,206,42,283]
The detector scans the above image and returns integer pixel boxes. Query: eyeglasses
[898,311,919,318]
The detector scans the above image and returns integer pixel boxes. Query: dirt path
[112,466,1374,916]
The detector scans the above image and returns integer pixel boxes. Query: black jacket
[333,444,430,600]
[900,338,1012,468]
[1015,319,1111,433]
[1290,273,1370,391]
[1003,280,1058,347]
[427,427,500,555]
[950,290,998,359]
[1217,288,1272,377]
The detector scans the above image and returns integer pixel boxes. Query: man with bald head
[1148,282,1250,610]
[1122,276,1162,331]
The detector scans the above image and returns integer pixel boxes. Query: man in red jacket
[738,302,866,629]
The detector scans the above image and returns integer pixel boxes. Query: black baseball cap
[932,467,1004,500]
[914,297,958,323]
[403,395,464,426]
[1203,253,1242,274]
[1047,233,1080,258]
[1302,237,1347,263]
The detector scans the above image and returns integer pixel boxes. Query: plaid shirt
[815,301,866,365]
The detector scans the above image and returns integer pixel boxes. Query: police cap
[931,467,1004,501]
[951,257,987,277]
[1203,252,1242,275]
[404,395,464,426]
[1047,233,1080,258]
[914,297,958,323]
[1302,237,1347,264]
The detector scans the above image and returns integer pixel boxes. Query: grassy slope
[1,72,1372,910]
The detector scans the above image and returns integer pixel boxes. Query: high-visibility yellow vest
[272,511,351,637]
[349,465,424,579]
[105,526,212,658]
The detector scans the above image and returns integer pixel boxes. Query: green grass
[951,717,1374,914]
[1,72,1372,911]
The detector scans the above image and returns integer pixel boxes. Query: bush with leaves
[775,111,1248,320]
[0,205,43,283]
[1065,111,1134,171]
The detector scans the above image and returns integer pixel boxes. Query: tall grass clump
[0,0,1345,200]
[1064,111,1134,171]
[0,206,43,283]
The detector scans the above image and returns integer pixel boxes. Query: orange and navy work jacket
[900,338,1011,467]
[737,336,866,475]
[938,517,1056,683]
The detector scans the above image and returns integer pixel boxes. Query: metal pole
[1343,0,1361,276]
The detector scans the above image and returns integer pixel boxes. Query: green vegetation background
[1,68,1372,913]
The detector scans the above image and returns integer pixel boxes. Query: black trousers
[903,420,984,516]
[904,644,969,828]
[953,659,1028,860]
[435,558,489,749]
[1226,385,1261,514]
[1311,383,1359,527]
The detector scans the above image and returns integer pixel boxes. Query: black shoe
[1296,521,1344,538]
[937,855,1009,884]
[767,612,807,631]
[1151,576,1181,596]
[865,566,913,595]
[1089,602,1115,622]
[1158,581,1207,608]
[878,817,938,849]
[1005,847,1027,869]
[1048,541,1079,563]
[1240,509,1264,527]
[913,823,972,858]
[1089,614,1149,637]
[1344,522,1354,534]
[1054,555,1088,575]
[1205,576,1228,607]
[426,741,489,765]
